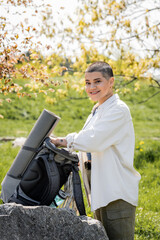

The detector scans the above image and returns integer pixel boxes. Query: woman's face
[85,72,114,105]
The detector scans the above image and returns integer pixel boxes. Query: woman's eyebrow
[85,78,101,81]
[93,78,101,81]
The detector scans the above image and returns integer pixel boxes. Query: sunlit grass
[0,78,160,238]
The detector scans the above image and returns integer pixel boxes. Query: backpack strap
[44,137,79,163]
[72,164,86,216]
[38,153,60,205]
[22,146,38,152]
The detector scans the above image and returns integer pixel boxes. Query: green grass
[134,161,160,239]
[0,143,19,182]
[0,77,160,238]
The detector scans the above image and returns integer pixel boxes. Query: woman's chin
[89,96,98,102]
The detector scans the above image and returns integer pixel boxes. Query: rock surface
[0,203,108,240]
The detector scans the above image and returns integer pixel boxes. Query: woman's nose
[90,83,96,89]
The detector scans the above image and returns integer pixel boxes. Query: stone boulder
[0,203,108,240]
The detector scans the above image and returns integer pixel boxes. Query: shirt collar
[97,94,119,110]
[91,94,119,114]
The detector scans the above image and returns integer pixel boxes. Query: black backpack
[9,137,86,216]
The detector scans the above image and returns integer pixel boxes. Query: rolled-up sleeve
[66,107,128,153]
[66,132,77,152]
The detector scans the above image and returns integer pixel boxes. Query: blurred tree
[0,0,67,101]
[66,0,160,90]
[0,0,160,108]
[40,0,160,98]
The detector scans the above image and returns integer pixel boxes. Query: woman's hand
[50,137,67,148]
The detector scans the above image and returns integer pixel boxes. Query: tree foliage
[66,0,160,85]
[0,0,160,113]
[0,0,67,102]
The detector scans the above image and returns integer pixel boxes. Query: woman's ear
[109,77,114,88]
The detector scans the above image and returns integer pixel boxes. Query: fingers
[50,137,67,148]
[50,137,59,147]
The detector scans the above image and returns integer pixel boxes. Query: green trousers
[95,199,136,240]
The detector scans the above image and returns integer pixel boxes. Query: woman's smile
[89,90,100,95]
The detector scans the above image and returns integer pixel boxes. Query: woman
[51,61,141,239]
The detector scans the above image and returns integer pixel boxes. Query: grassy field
[0,78,160,239]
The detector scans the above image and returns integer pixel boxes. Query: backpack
[9,137,86,216]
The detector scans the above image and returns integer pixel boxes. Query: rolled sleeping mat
[1,109,60,203]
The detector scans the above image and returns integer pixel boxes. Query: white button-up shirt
[66,94,141,211]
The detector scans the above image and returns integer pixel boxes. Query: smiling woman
[51,61,141,239]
